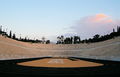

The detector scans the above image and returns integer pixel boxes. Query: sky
[0,0,120,42]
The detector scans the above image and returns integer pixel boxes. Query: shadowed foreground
[0,57,120,77]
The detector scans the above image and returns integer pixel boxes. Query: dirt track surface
[17,58,103,68]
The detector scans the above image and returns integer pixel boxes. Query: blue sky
[0,0,120,42]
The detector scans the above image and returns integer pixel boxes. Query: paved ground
[0,57,120,77]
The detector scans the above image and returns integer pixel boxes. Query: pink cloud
[85,13,113,24]
[91,14,108,22]
[70,13,120,39]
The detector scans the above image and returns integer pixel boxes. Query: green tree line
[56,26,120,44]
[0,25,50,44]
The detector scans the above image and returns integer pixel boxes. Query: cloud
[92,14,109,22]
[70,13,120,39]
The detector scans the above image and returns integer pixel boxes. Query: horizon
[0,0,120,42]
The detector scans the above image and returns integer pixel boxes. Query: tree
[46,40,50,44]
[70,37,73,44]
[56,35,64,44]
[112,28,115,33]
[73,36,81,44]
[93,34,100,39]
[0,25,2,34]
[9,30,12,38]
[57,36,61,44]
[23,37,27,42]
[19,34,21,40]
[12,33,16,39]
[93,34,100,42]
[42,37,45,44]
[64,37,71,44]
[117,26,120,32]
[60,35,64,44]
[117,26,120,36]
